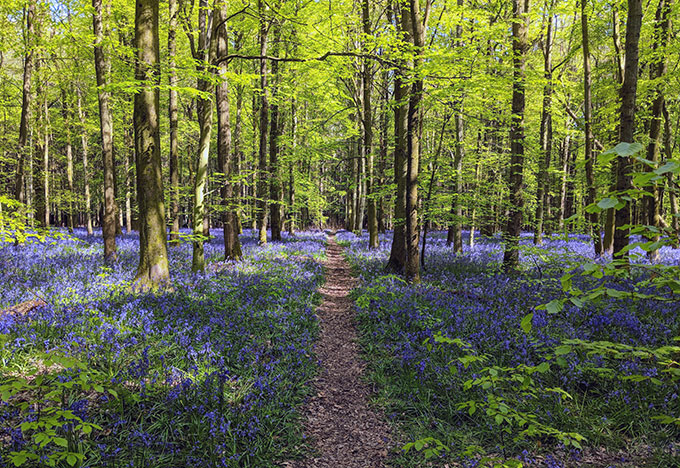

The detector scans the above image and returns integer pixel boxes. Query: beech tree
[133,0,169,288]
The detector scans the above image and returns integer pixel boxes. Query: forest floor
[291,234,393,468]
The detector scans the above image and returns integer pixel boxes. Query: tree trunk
[61,88,75,233]
[15,2,35,210]
[447,111,464,253]
[503,0,529,272]
[77,91,93,235]
[613,0,643,264]
[93,0,117,261]
[41,97,50,228]
[664,105,679,237]
[581,0,603,255]
[190,0,215,272]
[645,0,672,262]
[133,0,169,288]
[535,4,553,246]
[168,0,180,243]
[269,22,283,242]
[363,0,378,249]
[215,3,242,261]
[257,0,269,245]
[288,97,297,235]
[404,0,426,283]
[124,125,133,234]
[385,4,408,275]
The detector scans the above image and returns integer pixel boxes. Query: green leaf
[10,452,28,467]
[601,142,644,159]
[605,288,627,299]
[554,345,572,356]
[66,455,78,467]
[545,299,564,315]
[597,197,619,210]
[655,161,680,175]
[536,362,551,373]
[520,313,533,334]
[53,437,68,448]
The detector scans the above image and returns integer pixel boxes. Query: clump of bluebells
[0,228,326,467]
[340,229,680,467]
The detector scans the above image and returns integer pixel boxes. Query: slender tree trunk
[378,69,389,234]
[447,0,465,253]
[535,4,553,246]
[168,0,180,243]
[469,156,481,247]
[77,91,93,235]
[124,125,133,233]
[215,2,242,260]
[15,3,35,210]
[41,97,50,227]
[581,0,603,255]
[664,105,679,237]
[288,96,297,235]
[269,22,283,242]
[363,0,378,249]
[61,88,75,233]
[422,115,448,266]
[447,112,464,253]
[190,0,215,272]
[133,0,169,288]
[613,0,643,264]
[645,0,672,261]
[257,0,269,245]
[93,0,116,261]
[385,4,408,275]
[503,0,529,272]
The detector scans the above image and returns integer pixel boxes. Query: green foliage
[0,350,112,467]
[408,334,584,465]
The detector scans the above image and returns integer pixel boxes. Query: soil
[290,234,393,468]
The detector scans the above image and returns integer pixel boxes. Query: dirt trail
[291,234,392,468]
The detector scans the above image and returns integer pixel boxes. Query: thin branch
[214,51,398,67]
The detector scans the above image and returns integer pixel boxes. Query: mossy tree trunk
[133,0,169,289]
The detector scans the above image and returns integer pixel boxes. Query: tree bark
[190,0,215,272]
[612,0,643,264]
[664,105,679,237]
[503,0,529,272]
[645,0,672,262]
[133,0,169,289]
[257,0,269,245]
[93,0,117,261]
[535,3,554,246]
[15,2,35,209]
[447,111,464,253]
[363,0,378,249]
[215,2,243,261]
[168,0,180,243]
[385,3,408,275]
[404,0,427,283]
[447,0,465,253]
[269,22,283,242]
[581,0,603,256]
[124,124,133,234]
[61,88,75,233]
[77,90,93,235]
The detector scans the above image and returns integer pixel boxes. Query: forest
[0,0,679,466]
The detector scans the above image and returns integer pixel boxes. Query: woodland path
[290,234,393,468]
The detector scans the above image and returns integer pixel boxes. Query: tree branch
[214,51,398,67]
